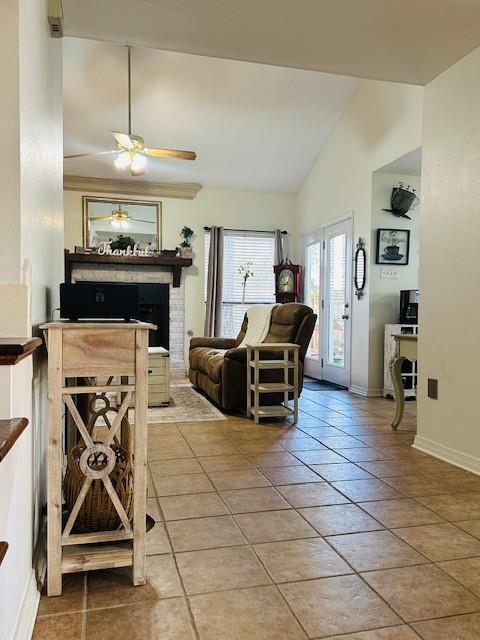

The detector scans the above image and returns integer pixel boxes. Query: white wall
[415,45,480,472]
[0,1,63,638]
[64,188,296,362]
[296,80,423,394]
[369,172,421,391]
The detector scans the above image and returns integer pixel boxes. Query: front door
[304,218,352,387]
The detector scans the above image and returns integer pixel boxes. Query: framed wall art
[376,229,410,265]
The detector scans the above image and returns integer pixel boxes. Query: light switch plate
[380,267,399,279]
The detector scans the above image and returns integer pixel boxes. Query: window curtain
[204,226,224,337]
[274,229,285,264]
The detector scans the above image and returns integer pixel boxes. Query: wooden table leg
[133,329,148,586]
[47,328,63,596]
[389,355,405,431]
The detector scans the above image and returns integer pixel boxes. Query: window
[205,229,276,337]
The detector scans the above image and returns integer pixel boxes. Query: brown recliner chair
[189,303,317,412]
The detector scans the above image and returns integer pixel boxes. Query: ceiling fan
[93,205,156,229]
[64,46,197,176]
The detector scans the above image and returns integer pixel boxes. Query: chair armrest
[190,337,237,350]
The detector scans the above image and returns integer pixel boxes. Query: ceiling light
[130,153,147,172]
[115,151,130,169]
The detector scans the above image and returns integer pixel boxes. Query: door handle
[341,314,349,320]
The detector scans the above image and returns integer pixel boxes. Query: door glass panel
[328,233,346,367]
[306,242,320,358]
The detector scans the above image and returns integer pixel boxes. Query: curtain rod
[203,226,287,234]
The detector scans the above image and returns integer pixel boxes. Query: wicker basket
[64,440,134,533]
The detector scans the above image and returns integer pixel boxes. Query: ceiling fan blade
[64,150,119,159]
[130,217,155,223]
[145,147,197,161]
[112,131,134,149]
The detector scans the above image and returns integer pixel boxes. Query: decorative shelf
[250,383,294,393]
[0,418,29,461]
[64,250,193,287]
[249,360,295,369]
[0,337,42,365]
[250,405,295,418]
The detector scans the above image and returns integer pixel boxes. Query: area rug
[142,384,226,424]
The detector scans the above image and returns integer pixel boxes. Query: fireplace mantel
[64,250,192,287]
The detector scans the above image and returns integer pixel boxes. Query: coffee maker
[399,289,419,324]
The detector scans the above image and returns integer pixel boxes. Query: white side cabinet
[384,324,418,399]
[147,347,170,406]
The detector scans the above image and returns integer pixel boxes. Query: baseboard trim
[349,385,383,397]
[14,569,40,640]
[413,435,480,476]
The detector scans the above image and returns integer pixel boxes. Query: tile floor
[33,385,480,639]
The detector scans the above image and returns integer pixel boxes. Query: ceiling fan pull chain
[127,45,132,136]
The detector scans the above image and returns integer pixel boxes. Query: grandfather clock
[274,260,303,303]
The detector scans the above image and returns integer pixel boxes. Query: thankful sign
[97,241,150,257]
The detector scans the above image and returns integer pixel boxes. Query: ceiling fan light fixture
[130,153,147,172]
[115,151,131,169]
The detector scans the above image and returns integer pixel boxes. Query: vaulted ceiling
[63,0,480,85]
[63,39,359,192]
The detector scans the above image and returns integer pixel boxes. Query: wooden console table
[389,334,418,430]
[41,320,154,596]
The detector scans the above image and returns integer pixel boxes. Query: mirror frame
[354,238,366,300]
[82,196,162,251]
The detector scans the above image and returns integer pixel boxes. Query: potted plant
[179,226,194,258]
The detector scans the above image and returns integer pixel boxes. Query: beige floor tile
[359,460,424,477]
[176,545,270,594]
[393,523,480,561]
[416,493,480,521]
[146,497,162,521]
[326,530,427,571]
[253,537,352,582]
[220,487,290,513]
[316,435,368,449]
[33,613,83,640]
[455,519,480,538]
[86,598,196,640]
[359,499,445,527]
[167,515,246,551]
[234,509,317,543]
[190,441,240,456]
[311,462,374,481]
[293,449,347,464]
[300,503,383,535]
[332,479,404,502]
[299,426,346,436]
[327,628,420,640]
[259,465,323,485]
[280,574,400,637]
[208,468,271,490]
[159,492,228,521]
[381,474,450,497]
[438,556,480,597]
[189,585,307,640]
[197,454,253,472]
[37,574,85,616]
[247,451,303,467]
[276,482,349,508]
[280,438,327,451]
[361,564,480,622]
[337,448,392,462]
[149,458,203,477]
[153,472,214,496]
[87,566,160,609]
[146,522,171,555]
[236,442,285,453]
[413,613,480,639]
[147,554,184,598]
[147,443,195,461]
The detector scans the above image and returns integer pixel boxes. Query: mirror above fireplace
[82,196,162,251]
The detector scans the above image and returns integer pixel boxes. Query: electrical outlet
[380,267,399,279]
[428,378,438,399]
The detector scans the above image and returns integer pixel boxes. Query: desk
[389,334,418,430]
